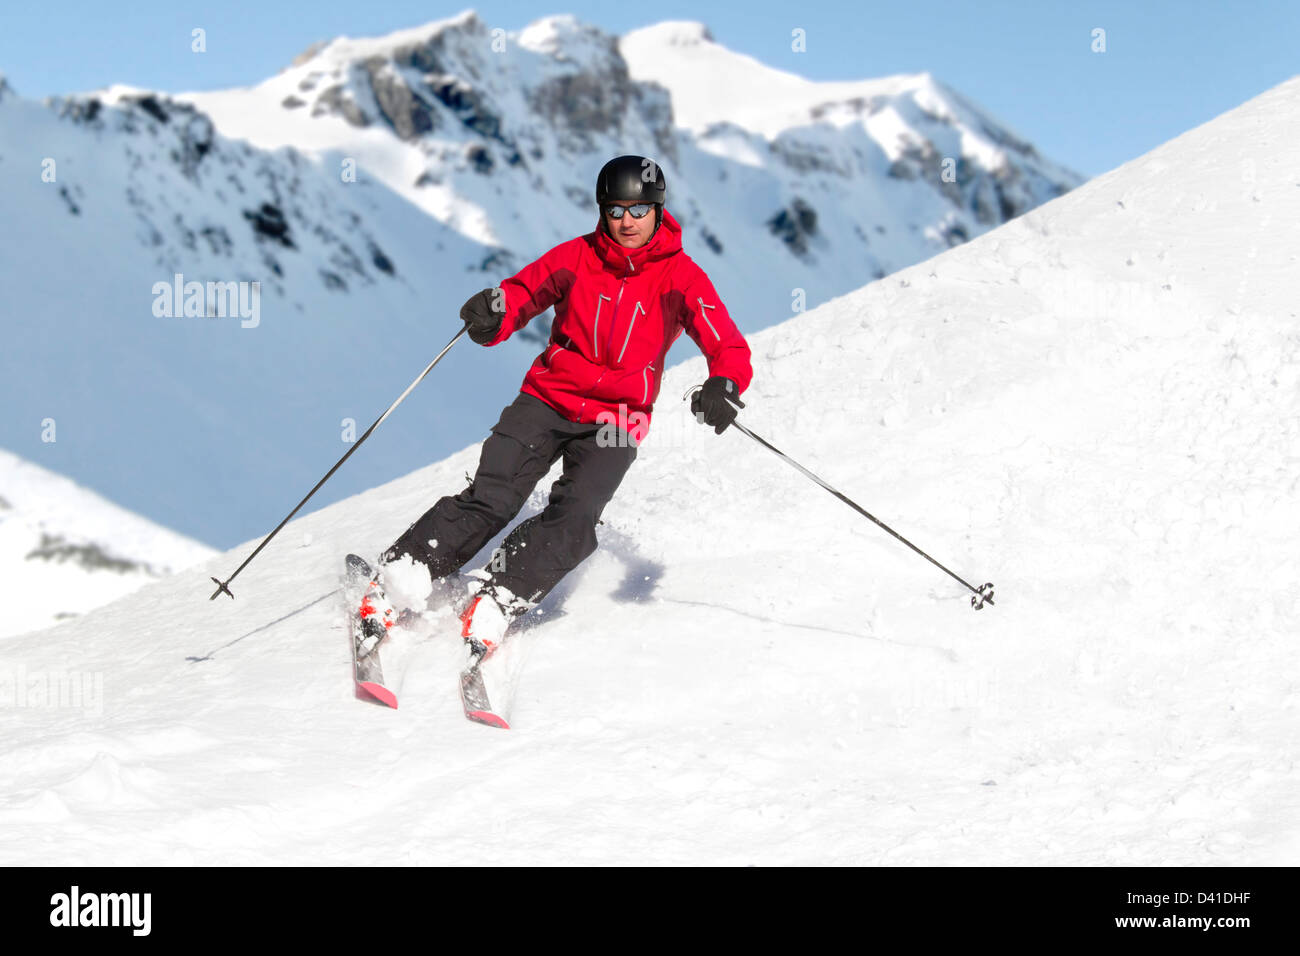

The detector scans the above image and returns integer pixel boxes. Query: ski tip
[357,681,398,709]
[346,552,374,574]
[465,709,510,730]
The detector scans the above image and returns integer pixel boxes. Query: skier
[376,155,753,651]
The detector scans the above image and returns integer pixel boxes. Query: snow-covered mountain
[184,13,1077,285]
[0,11,1079,549]
[0,449,213,637]
[0,76,1294,865]
[621,20,1073,232]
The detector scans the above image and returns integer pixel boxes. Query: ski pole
[688,387,994,609]
[209,326,468,600]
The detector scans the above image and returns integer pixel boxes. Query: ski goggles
[602,203,655,219]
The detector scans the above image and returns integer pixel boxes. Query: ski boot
[458,574,528,659]
[355,566,425,657]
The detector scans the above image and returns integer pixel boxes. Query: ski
[343,553,398,708]
[457,618,534,729]
[342,553,528,724]
[460,647,510,729]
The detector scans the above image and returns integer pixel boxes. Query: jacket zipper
[593,294,611,360]
[605,255,634,362]
[617,302,644,364]
[581,256,636,419]
[696,296,721,341]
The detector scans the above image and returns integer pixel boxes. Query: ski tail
[460,651,510,729]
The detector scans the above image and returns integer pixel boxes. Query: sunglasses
[603,203,654,220]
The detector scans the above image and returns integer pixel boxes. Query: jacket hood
[590,209,683,275]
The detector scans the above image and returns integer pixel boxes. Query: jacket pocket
[641,364,657,405]
[538,343,563,373]
[490,393,555,452]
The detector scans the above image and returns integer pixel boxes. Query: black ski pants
[385,392,637,607]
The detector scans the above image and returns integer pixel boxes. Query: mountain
[0,11,1080,550]
[0,76,1294,864]
[184,12,1080,291]
[621,20,1074,230]
[0,449,213,637]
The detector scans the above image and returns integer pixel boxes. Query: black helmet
[595,155,667,208]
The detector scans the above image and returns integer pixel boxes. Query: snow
[623,22,938,138]
[0,449,213,637]
[1,76,1296,864]
[281,10,482,74]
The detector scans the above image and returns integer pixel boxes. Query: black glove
[460,287,505,345]
[691,376,745,434]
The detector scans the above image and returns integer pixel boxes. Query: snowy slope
[0,12,1078,550]
[0,449,213,637]
[0,72,1293,864]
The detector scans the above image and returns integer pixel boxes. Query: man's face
[604,201,657,248]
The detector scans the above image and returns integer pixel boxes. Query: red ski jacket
[486,210,752,444]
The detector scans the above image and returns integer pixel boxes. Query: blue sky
[1,1,1295,176]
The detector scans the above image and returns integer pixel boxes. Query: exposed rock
[313,83,370,127]
[700,228,723,255]
[27,533,148,574]
[772,136,847,175]
[811,94,889,121]
[244,203,295,248]
[888,138,963,206]
[363,58,438,140]
[370,243,395,276]
[530,68,627,144]
[478,248,515,273]
[426,74,502,140]
[172,111,214,179]
[292,41,330,68]
[58,186,81,216]
[767,198,819,258]
[131,94,170,124]
[466,142,493,173]
[633,82,679,166]
[58,97,102,125]
[200,225,233,256]
[941,221,969,247]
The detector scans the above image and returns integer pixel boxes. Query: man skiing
[375,155,753,652]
